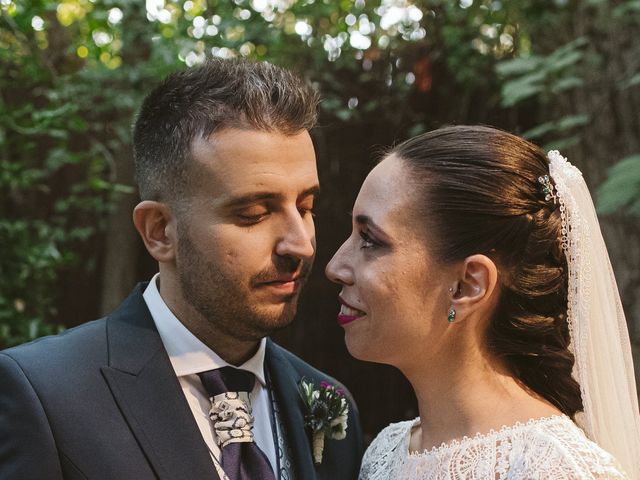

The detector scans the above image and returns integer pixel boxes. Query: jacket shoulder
[1,318,108,372]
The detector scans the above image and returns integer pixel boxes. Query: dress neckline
[406,414,571,458]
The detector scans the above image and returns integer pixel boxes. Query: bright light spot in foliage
[500,33,513,48]
[348,97,359,109]
[31,15,44,31]
[405,72,415,84]
[379,6,403,30]
[76,45,89,58]
[206,25,219,36]
[459,0,473,7]
[358,15,375,35]
[183,1,193,11]
[410,27,426,40]
[185,50,205,66]
[238,8,251,20]
[480,24,497,38]
[345,13,356,26]
[349,31,371,50]
[323,33,346,61]
[193,15,205,27]
[212,15,221,25]
[252,0,268,11]
[92,30,113,47]
[239,42,254,56]
[211,47,236,59]
[295,20,312,37]
[158,9,172,23]
[57,1,88,27]
[146,0,164,20]
[376,1,426,43]
[108,7,123,25]
[407,5,423,21]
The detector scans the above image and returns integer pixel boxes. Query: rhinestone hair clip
[538,174,558,204]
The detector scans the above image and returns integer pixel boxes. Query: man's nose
[274,209,315,260]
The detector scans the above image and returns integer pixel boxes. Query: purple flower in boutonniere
[299,378,349,464]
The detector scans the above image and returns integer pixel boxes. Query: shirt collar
[143,273,266,386]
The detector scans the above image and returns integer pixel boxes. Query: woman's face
[325,156,456,367]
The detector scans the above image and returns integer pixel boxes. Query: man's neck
[156,272,262,365]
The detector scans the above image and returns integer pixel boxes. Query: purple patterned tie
[198,367,276,480]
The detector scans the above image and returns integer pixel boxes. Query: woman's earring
[447,307,456,323]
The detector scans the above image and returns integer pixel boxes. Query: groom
[0,59,363,479]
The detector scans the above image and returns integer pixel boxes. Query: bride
[326,126,639,479]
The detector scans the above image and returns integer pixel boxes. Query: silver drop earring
[448,285,457,322]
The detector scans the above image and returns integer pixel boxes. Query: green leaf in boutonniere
[299,378,349,464]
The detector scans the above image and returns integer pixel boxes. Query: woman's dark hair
[392,125,583,417]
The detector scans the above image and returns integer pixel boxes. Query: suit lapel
[265,339,316,480]
[100,285,220,480]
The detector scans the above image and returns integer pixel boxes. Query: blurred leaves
[597,155,640,216]
[496,0,640,215]
[497,37,588,107]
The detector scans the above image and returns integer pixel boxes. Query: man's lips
[337,297,366,326]
[257,275,303,294]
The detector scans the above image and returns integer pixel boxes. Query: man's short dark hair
[132,58,319,202]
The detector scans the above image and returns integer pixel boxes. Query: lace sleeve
[359,420,413,480]
[516,419,630,480]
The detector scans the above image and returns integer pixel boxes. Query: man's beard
[175,230,313,342]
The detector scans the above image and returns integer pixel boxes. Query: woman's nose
[325,240,353,285]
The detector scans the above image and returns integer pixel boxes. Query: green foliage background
[1,0,639,347]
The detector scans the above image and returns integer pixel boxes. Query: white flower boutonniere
[299,378,349,464]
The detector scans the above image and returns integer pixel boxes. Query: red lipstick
[337,297,365,326]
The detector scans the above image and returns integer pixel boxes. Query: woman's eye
[359,231,376,249]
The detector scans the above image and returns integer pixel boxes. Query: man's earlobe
[133,201,176,262]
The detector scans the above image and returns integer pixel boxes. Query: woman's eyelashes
[359,230,378,249]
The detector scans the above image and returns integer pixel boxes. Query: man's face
[175,128,318,342]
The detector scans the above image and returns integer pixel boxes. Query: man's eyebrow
[224,192,279,208]
[223,185,320,208]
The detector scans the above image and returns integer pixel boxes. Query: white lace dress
[359,415,628,479]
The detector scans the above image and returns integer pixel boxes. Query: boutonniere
[299,378,349,465]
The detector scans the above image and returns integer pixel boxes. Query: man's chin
[251,301,298,333]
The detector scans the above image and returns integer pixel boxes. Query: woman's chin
[344,330,382,363]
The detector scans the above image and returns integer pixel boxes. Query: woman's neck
[403,348,561,453]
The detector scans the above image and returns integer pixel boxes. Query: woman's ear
[450,254,498,321]
[133,201,177,263]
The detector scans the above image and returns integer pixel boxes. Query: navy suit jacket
[0,284,364,479]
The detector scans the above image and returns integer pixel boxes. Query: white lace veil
[548,150,640,478]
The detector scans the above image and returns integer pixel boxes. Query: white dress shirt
[143,273,277,478]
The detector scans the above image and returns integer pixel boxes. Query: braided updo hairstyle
[392,125,583,417]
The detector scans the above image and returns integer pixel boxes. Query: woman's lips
[337,299,366,326]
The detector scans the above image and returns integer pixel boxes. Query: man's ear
[133,201,177,263]
[450,254,498,321]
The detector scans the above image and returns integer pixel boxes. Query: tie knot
[199,366,255,398]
